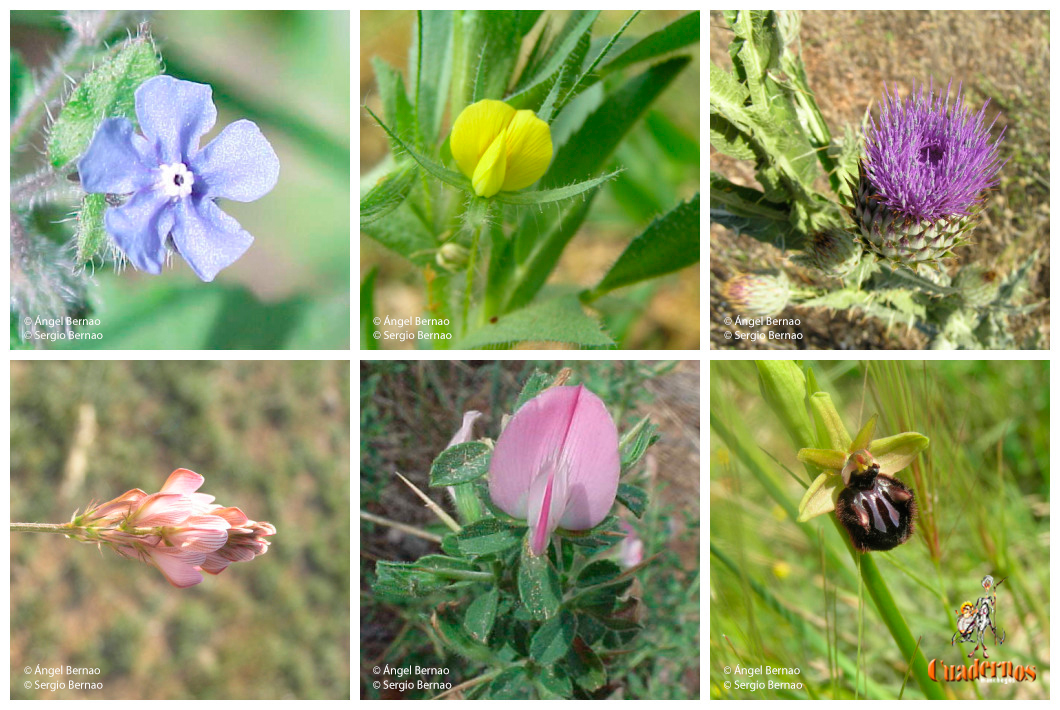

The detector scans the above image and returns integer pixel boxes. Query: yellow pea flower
[450,99,553,198]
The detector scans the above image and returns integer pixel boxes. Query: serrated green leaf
[75,192,108,263]
[710,112,757,161]
[583,193,699,301]
[430,441,491,486]
[48,35,161,170]
[709,172,800,247]
[455,295,614,349]
[530,610,576,665]
[518,539,562,620]
[360,162,417,224]
[455,517,524,556]
[463,587,500,643]
[600,11,700,76]
[615,483,648,519]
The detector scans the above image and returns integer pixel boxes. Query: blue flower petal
[78,118,155,194]
[135,76,217,165]
[171,197,254,282]
[105,189,174,275]
[191,120,280,202]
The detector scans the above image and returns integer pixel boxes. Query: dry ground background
[709,10,1049,349]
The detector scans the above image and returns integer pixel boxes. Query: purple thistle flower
[78,76,280,282]
[864,79,1005,224]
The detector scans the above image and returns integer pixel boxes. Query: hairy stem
[10,522,72,534]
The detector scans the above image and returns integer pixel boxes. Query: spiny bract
[852,80,1005,273]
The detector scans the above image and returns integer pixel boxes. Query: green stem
[10,522,72,534]
[461,200,491,334]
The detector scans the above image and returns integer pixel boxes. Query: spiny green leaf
[48,35,161,170]
[455,295,614,349]
[583,193,699,301]
[619,415,660,473]
[430,441,491,486]
[360,199,436,264]
[363,104,470,191]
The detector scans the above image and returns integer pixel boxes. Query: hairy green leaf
[615,483,648,519]
[584,193,699,301]
[530,610,576,665]
[454,518,524,557]
[360,162,417,224]
[48,35,161,170]
[410,11,453,147]
[456,295,614,349]
[430,441,491,486]
[463,587,500,643]
[600,10,700,75]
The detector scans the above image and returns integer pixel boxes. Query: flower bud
[721,273,789,317]
[954,265,1000,308]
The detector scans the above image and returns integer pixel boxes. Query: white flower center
[158,162,195,198]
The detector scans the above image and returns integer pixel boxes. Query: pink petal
[165,514,230,553]
[147,548,205,588]
[526,456,568,556]
[160,468,205,495]
[128,492,194,527]
[211,506,250,527]
[447,411,483,447]
[489,385,620,533]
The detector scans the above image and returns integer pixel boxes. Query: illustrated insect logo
[951,575,1006,659]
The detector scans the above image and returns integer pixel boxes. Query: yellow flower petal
[501,109,553,192]
[472,131,507,197]
[450,99,516,182]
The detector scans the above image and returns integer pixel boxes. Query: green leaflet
[359,162,417,224]
[429,441,491,486]
[453,518,524,557]
[583,193,700,302]
[410,10,453,147]
[615,483,648,519]
[619,415,660,473]
[518,540,562,620]
[463,587,500,643]
[360,268,379,350]
[48,35,161,170]
[75,192,108,263]
[370,56,416,153]
[455,295,614,350]
[529,610,576,665]
[514,369,553,411]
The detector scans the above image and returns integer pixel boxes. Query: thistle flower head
[864,79,1006,224]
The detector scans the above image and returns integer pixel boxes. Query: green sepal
[796,471,840,522]
[869,432,929,476]
[797,447,847,472]
[75,192,109,263]
[809,392,852,451]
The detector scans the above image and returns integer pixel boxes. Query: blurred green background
[360,11,700,349]
[361,361,700,698]
[11,361,350,699]
[710,361,1049,699]
[11,11,350,349]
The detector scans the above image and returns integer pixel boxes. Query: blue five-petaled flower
[78,75,279,282]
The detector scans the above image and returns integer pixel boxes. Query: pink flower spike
[489,384,620,556]
[163,514,230,553]
[147,547,207,588]
[160,468,216,511]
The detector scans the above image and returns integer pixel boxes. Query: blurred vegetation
[710,360,1049,698]
[11,361,350,699]
[360,361,700,698]
[11,11,350,349]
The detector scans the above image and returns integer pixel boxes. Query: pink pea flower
[488,385,620,556]
[74,468,275,588]
[618,521,644,569]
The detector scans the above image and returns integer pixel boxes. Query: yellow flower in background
[450,99,552,198]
